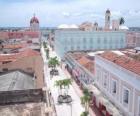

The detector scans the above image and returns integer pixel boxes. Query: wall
[95,55,140,116]
[54,30,126,58]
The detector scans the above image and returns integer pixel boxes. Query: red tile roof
[77,56,95,74]
[98,52,140,75]
[0,49,40,62]
[4,43,28,49]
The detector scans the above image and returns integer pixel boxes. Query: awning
[87,84,123,116]
[72,70,79,77]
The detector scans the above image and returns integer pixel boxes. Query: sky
[0,0,140,27]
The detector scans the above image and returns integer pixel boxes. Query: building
[0,31,40,40]
[30,14,40,31]
[126,31,140,48]
[64,52,95,88]
[95,51,140,116]
[79,22,94,31]
[54,30,126,58]
[104,9,111,30]
[0,49,44,88]
[0,71,54,116]
[112,20,120,31]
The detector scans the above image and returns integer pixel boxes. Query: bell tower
[105,9,111,30]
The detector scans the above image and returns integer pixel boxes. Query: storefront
[87,85,123,116]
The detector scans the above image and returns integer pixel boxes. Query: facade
[64,52,94,88]
[126,31,140,48]
[95,51,140,116]
[79,22,94,31]
[54,30,126,58]
[112,20,120,31]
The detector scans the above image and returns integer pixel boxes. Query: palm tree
[55,80,63,95]
[80,111,89,116]
[81,88,92,113]
[119,17,125,25]
[55,79,72,96]
[48,57,59,70]
[62,79,72,96]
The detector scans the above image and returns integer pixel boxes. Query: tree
[43,42,47,48]
[119,17,125,25]
[81,88,92,113]
[55,79,72,96]
[80,111,89,116]
[45,48,49,59]
[62,79,72,96]
[55,80,63,95]
[48,57,59,70]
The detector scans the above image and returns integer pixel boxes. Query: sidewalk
[63,69,102,116]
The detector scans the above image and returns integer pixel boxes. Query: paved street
[41,46,84,116]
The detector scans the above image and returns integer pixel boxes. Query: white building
[95,51,140,116]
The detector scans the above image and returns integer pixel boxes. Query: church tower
[30,14,39,31]
[105,9,111,30]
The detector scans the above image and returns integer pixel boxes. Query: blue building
[54,30,126,58]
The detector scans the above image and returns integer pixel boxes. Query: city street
[41,46,84,116]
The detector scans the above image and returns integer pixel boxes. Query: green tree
[62,79,72,96]
[45,48,49,59]
[43,42,47,48]
[81,88,91,113]
[55,79,72,96]
[119,17,125,25]
[80,111,89,116]
[48,57,59,70]
[55,80,63,95]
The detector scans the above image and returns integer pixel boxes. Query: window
[97,38,100,43]
[112,80,117,94]
[83,38,86,43]
[96,69,100,82]
[104,38,107,43]
[103,72,108,88]
[2,68,8,72]
[90,38,93,43]
[103,76,107,88]
[123,89,129,104]
[71,46,74,50]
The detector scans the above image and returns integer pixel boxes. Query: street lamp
[67,102,73,116]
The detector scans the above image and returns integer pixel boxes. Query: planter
[57,95,72,104]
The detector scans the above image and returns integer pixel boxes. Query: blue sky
[0,0,140,27]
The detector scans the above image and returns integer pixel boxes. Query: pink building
[126,31,140,48]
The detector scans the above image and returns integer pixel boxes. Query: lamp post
[67,102,72,116]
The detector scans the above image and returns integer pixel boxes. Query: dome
[94,22,98,26]
[106,9,111,14]
[58,24,69,29]
[58,24,78,29]
[30,15,39,24]
[119,25,129,30]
